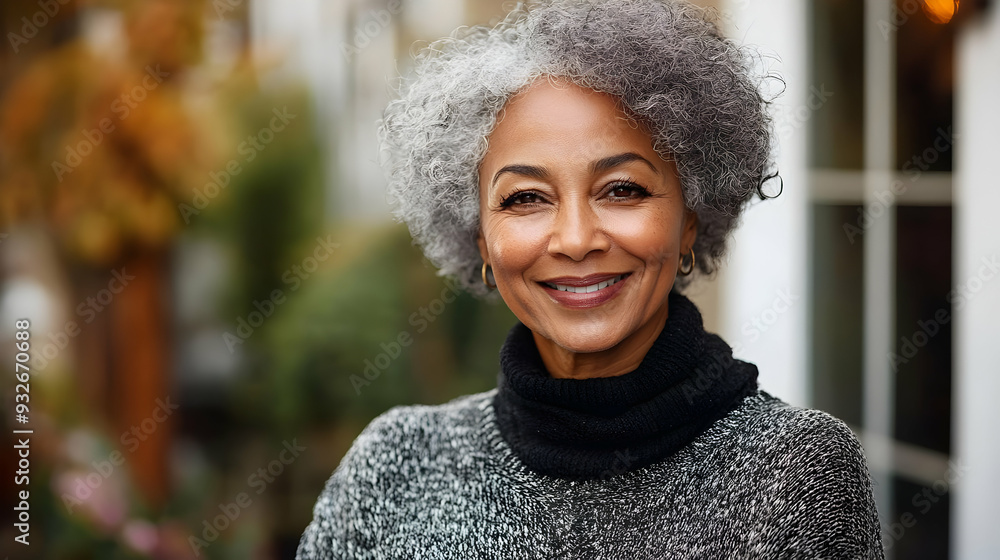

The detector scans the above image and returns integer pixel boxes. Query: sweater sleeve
[295,411,402,560]
[767,410,886,560]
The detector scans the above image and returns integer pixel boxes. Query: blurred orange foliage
[0,0,216,265]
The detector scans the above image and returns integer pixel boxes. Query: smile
[543,274,629,293]
[539,273,631,309]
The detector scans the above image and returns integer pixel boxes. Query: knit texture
[494,291,759,479]
[297,389,884,559]
[297,294,885,559]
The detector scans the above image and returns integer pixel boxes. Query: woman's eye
[499,191,542,207]
[608,182,651,200]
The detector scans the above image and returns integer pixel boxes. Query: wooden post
[110,250,172,510]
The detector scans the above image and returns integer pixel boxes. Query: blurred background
[0,0,996,558]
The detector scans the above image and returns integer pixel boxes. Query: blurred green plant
[241,222,517,434]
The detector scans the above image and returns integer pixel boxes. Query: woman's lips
[538,273,631,309]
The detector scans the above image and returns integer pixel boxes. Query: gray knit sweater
[298,293,884,559]
[296,387,884,559]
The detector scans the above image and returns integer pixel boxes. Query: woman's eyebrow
[591,152,661,175]
[492,164,549,188]
[491,152,660,188]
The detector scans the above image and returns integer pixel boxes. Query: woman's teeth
[546,274,627,293]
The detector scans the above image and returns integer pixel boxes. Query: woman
[298,0,884,558]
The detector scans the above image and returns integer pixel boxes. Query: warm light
[922,0,959,24]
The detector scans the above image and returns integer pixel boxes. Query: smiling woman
[477,78,697,378]
[297,1,885,558]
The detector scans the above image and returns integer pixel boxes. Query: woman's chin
[519,300,655,358]
[535,324,630,355]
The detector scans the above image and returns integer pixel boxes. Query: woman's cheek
[602,209,675,262]
[488,219,549,270]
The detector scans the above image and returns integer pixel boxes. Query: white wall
[718,0,810,407]
[954,5,1000,558]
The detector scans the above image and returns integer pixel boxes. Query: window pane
[811,204,864,425]
[809,0,865,169]
[893,205,952,454]
[889,476,950,559]
[895,0,955,172]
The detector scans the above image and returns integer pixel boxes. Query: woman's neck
[532,303,670,380]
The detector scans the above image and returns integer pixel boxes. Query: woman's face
[477,78,697,355]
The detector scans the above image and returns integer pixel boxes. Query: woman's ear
[682,209,699,254]
[476,229,489,264]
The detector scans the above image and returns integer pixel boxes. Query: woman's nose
[547,197,611,261]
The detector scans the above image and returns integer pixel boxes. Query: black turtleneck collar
[492,290,759,479]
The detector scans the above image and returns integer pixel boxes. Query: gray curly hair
[378,0,777,299]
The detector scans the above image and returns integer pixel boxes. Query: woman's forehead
[483,80,663,170]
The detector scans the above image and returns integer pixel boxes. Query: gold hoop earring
[678,249,695,276]
[482,262,497,289]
